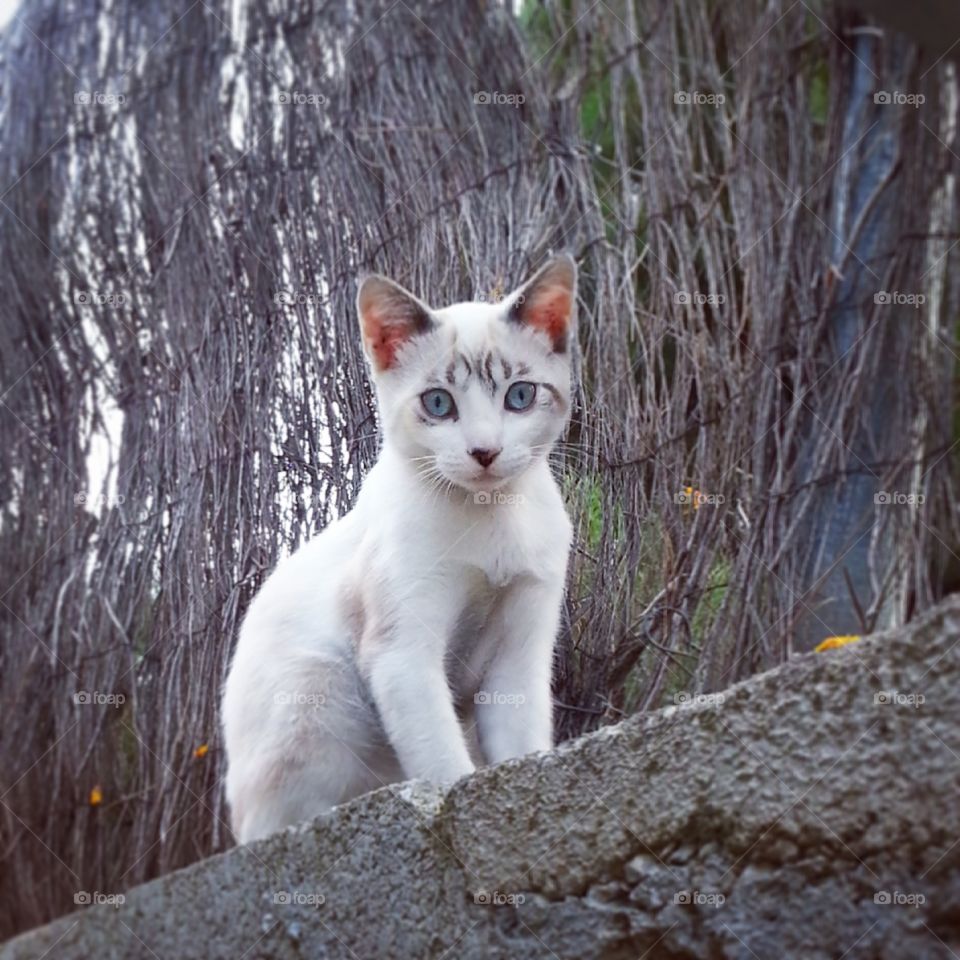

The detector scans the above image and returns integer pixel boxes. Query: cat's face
[357,256,576,493]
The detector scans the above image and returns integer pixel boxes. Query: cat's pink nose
[470,448,501,468]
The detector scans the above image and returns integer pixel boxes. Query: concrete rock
[3,598,960,958]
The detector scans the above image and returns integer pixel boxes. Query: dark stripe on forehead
[483,352,495,391]
[477,349,518,393]
[436,348,528,394]
[435,351,474,388]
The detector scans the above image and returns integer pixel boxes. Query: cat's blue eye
[505,381,536,412]
[421,388,456,419]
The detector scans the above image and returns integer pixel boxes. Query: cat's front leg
[475,576,564,765]
[363,593,475,786]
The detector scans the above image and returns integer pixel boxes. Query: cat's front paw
[419,757,475,787]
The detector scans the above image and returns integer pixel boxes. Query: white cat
[222,255,576,843]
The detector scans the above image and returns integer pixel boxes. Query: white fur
[222,260,575,843]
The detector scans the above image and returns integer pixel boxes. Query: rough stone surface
[4,598,960,959]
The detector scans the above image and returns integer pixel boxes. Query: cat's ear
[506,254,577,353]
[357,274,436,373]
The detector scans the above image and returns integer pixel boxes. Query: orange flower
[193,744,209,759]
[814,635,861,653]
[89,785,103,806]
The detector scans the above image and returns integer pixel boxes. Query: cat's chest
[445,571,509,693]
[449,506,543,588]
[447,517,545,688]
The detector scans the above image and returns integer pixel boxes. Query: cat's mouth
[435,465,510,494]
[426,454,530,494]
[459,451,539,493]
[463,469,508,492]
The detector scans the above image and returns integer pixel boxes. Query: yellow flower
[193,744,209,759]
[814,635,861,653]
[89,785,103,806]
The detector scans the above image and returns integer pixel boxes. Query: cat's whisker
[532,441,595,470]
[414,462,454,509]
[531,442,585,461]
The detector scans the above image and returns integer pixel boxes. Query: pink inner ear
[366,311,412,371]
[525,286,572,342]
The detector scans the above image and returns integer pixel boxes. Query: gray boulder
[3,597,959,958]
